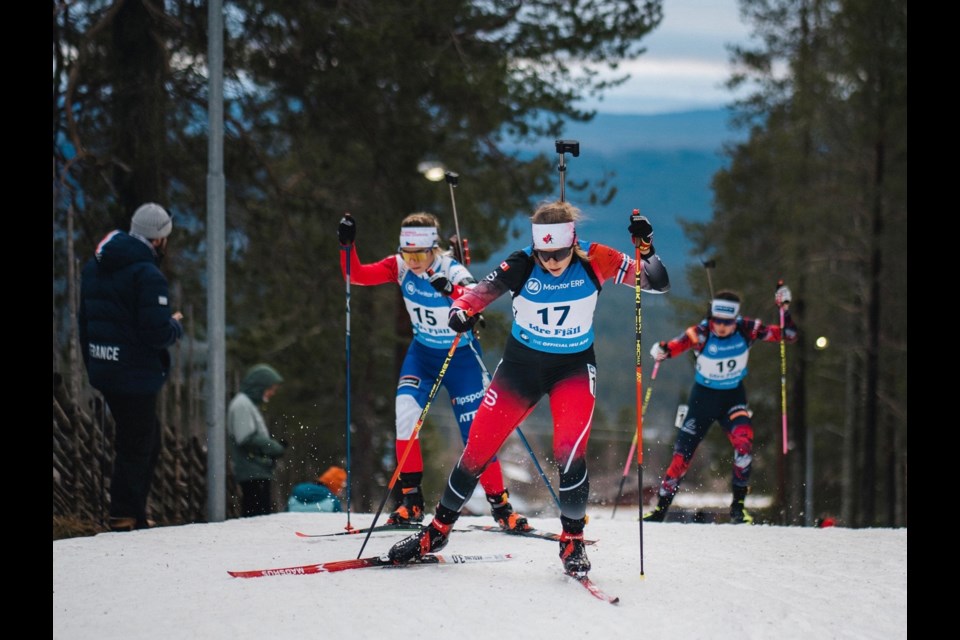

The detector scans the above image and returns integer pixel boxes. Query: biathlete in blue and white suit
[643,286,798,525]
[337,211,529,531]
[388,200,670,576]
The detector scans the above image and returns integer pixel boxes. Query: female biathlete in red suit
[643,286,798,524]
[388,200,670,576]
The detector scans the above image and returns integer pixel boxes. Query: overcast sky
[580,1,752,114]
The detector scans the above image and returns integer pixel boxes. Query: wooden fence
[53,373,241,532]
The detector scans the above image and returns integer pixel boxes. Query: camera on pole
[555,139,580,202]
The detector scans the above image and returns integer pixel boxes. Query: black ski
[566,572,620,604]
[294,523,424,538]
[463,524,597,545]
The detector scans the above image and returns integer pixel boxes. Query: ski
[566,572,620,604]
[294,523,424,538]
[228,552,513,579]
[463,524,597,545]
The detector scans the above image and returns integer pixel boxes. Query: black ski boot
[487,490,531,532]
[388,518,452,563]
[643,493,675,522]
[730,485,754,525]
[387,473,425,525]
[388,504,459,564]
[558,515,591,575]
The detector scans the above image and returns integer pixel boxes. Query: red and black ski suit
[435,240,669,528]
[653,312,798,501]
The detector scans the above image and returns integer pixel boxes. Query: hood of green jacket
[239,364,283,403]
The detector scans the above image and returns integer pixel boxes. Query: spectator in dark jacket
[78,203,184,531]
[228,364,287,517]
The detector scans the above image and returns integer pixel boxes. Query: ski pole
[441,172,484,332]
[344,233,355,531]
[632,209,646,576]
[357,331,464,558]
[444,171,468,265]
[514,428,561,510]
[612,434,637,520]
[701,257,717,299]
[777,278,788,455]
[555,140,580,202]
[611,360,659,519]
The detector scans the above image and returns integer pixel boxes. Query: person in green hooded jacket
[228,364,287,517]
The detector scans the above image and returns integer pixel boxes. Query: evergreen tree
[54,1,663,513]
[683,0,906,526]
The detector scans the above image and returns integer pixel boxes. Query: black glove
[428,272,454,296]
[628,212,654,252]
[338,213,356,246]
[448,307,479,333]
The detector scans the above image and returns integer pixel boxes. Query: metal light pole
[206,0,226,522]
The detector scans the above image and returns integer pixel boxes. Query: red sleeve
[665,325,701,357]
[448,284,468,300]
[745,311,799,345]
[453,250,528,314]
[339,246,398,286]
[746,318,776,343]
[586,243,636,286]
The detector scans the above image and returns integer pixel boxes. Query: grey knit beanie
[130,203,173,239]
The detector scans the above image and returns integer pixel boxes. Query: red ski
[227,552,513,579]
[566,572,620,604]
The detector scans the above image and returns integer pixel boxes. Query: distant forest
[53,1,906,528]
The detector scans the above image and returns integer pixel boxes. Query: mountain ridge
[467,108,744,436]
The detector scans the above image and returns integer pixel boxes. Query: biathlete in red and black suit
[643,286,798,524]
[388,200,670,575]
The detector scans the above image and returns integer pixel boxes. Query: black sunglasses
[535,246,574,263]
[712,317,736,326]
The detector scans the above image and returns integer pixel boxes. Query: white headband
[399,226,439,249]
[531,222,576,250]
[711,299,740,319]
